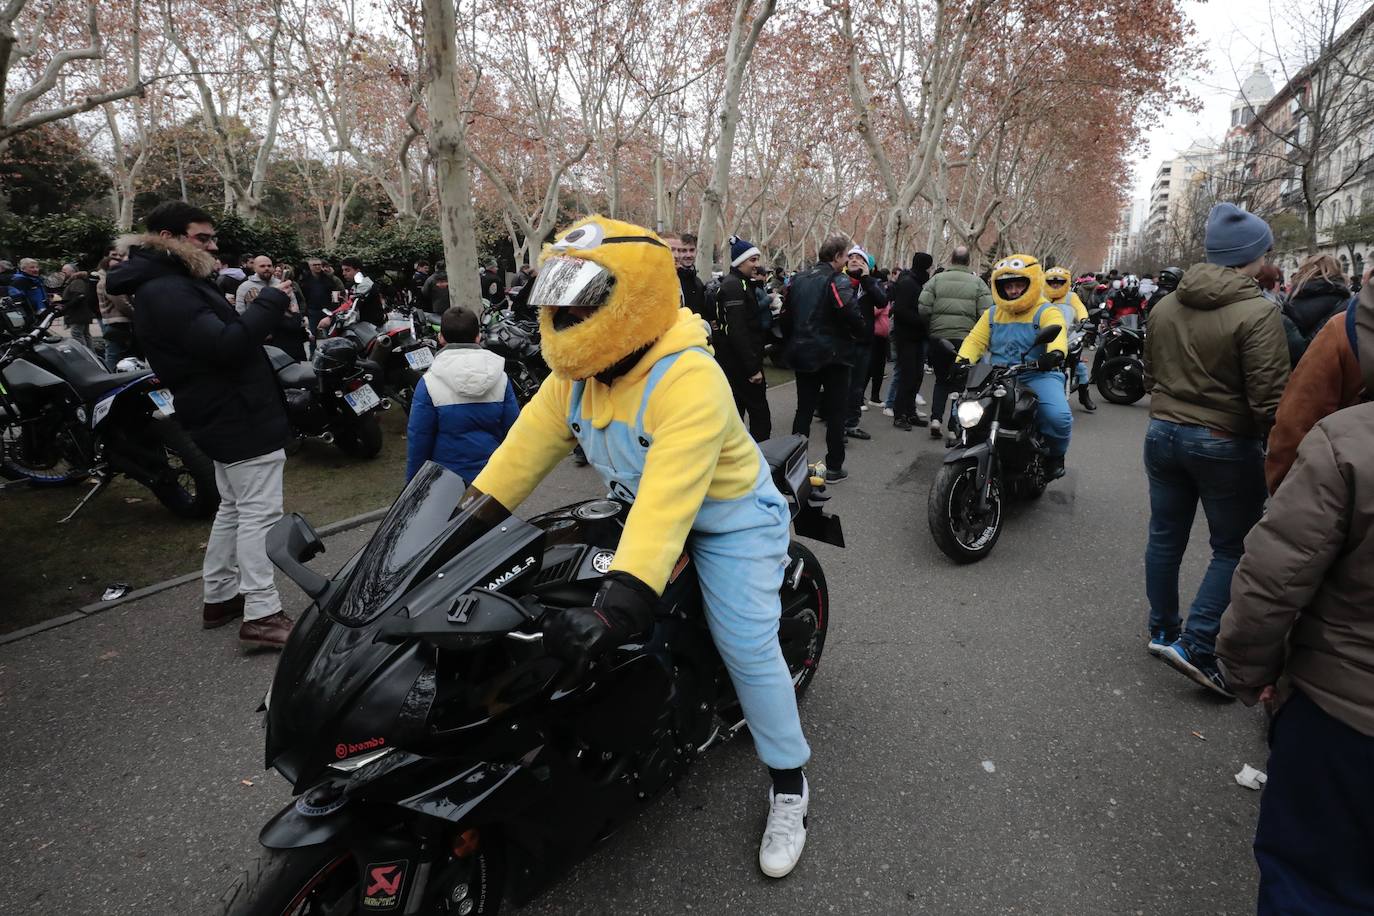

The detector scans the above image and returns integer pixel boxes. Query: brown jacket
[1219,391,1374,736]
[96,270,133,325]
[1265,284,1370,492]
[1143,263,1290,439]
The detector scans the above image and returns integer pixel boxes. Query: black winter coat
[716,268,765,380]
[847,272,888,345]
[108,233,291,463]
[677,266,711,327]
[1283,278,1351,339]
[890,269,925,342]
[784,261,864,373]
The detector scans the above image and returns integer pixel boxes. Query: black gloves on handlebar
[544,571,658,670]
[1035,350,1065,372]
[950,359,972,388]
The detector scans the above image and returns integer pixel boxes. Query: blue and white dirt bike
[0,304,217,521]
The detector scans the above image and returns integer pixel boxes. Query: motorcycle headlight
[956,400,985,429]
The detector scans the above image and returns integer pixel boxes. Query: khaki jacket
[1143,263,1289,438]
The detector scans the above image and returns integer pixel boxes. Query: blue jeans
[1143,419,1266,655]
[1022,370,1072,456]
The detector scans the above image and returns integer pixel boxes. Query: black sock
[769,767,805,796]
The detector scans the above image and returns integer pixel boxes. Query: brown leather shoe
[203,594,245,629]
[239,612,294,649]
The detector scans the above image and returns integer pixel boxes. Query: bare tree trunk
[422,0,480,307]
[696,0,776,281]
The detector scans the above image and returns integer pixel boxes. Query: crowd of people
[6,196,1373,902]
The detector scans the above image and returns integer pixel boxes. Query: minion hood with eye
[1043,266,1073,302]
[528,215,680,381]
[990,254,1045,315]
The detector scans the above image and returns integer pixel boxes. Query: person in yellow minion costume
[469,216,812,879]
[1043,265,1097,412]
[957,254,1074,478]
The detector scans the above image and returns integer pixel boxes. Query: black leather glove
[544,571,658,668]
[950,359,972,387]
[1035,351,1065,371]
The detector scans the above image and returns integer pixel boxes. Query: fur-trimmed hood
[106,232,218,296]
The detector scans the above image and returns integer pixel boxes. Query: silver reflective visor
[528,256,611,308]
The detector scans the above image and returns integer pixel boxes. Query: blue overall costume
[988,303,1073,456]
[568,347,811,770]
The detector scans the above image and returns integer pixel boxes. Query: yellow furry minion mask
[990,253,1045,315]
[1043,266,1072,302]
[529,216,679,381]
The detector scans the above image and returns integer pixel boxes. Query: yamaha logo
[591,551,615,574]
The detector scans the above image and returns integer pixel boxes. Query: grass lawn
[0,408,411,635]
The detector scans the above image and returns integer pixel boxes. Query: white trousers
[203,449,286,621]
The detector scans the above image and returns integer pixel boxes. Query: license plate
[404,347,434,370]
[148,388,175,415]
[344,384,380,415]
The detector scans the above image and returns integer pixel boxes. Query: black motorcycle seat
[758,434,807,474]
[263,345,295,372]
[67,364,153,399]
[277,361,316,388]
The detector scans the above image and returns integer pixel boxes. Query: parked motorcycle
[0,306,217,520]
[928,325,1062,563]
[480,302,548,405]
[223,434,843,915]
[1089,310,1145,405]
[320,297,438,414]
[266,337,388,459]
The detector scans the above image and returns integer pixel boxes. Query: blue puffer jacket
[405,344,519,484]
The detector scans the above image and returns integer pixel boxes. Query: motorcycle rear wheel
[221,842,502,916]
[147,418,220,518]
[333,412,384,459]
[1096,357,1145,405]
[781,541,829,695]
[928,458,1003,563]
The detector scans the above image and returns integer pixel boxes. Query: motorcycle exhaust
[379,398,393,411]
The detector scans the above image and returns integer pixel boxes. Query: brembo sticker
[334,736,386,759]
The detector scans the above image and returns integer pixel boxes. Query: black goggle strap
[600,235,668,248]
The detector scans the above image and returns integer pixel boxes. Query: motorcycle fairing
[91,376,156,428]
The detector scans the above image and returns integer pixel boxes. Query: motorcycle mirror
[266,513,329,598]
[1033,324,1062,347]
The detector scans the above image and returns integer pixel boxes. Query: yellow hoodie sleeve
[1070,293,1088,322]
[610,354,731,593]
[957,310,992,362]
[471,376,575,510]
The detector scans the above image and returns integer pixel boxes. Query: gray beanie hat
[1204,203,1273,267]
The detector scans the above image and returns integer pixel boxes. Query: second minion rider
[1043,266,1096,412]
[469,216,813,879]
[957,254,1073,478]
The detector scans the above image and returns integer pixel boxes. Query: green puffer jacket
[1143,263,1290,439]
[917,265,993,340]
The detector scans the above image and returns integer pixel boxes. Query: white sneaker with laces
[916,393,928,407]
[882,407,895,417]
[759,779,809,878]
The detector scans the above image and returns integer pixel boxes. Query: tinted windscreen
[332,462,469,625]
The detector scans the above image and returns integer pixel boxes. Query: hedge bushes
[0,212,117,267]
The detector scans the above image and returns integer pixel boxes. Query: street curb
[0,506,389,646]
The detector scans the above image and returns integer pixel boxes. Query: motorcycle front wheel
[928,458,1003,563]
[1095,356,1145,405]
[147,418,220,518]
[221,841,503,916]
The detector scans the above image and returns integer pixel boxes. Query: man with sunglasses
[108,201,297,650]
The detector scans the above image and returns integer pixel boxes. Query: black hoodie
[108,233,291,463]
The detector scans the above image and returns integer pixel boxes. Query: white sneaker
[860,404,869,411]
[916,393,928,407]
[882,407,894,417]
[759,779,809,878]
[866,399,883,407]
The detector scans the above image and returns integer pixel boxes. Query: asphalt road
[0,375,1269,915]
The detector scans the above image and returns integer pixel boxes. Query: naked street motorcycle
[222,434,843,915]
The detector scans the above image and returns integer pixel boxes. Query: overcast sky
[1129,0,1281,204]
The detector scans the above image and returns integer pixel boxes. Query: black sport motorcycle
[480,304,548,405]
[1089,312,1145,405]
[0,305,217,520]
[266,338,388,460]
[223,434,843,915]
[928,325,1062,563]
